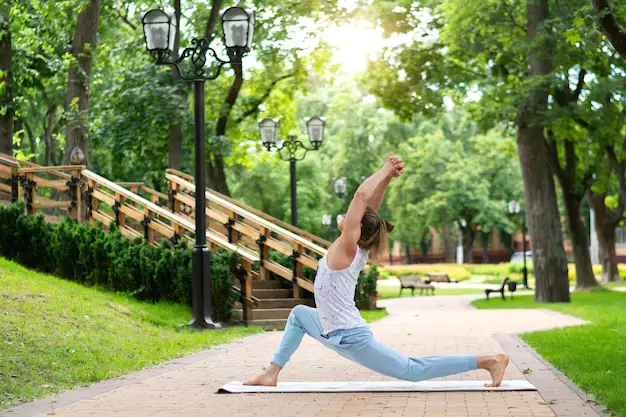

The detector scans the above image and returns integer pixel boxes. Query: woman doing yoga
[244,156,509,387]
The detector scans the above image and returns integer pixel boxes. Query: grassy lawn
[360,308,389,323]
[473,290,626,417]
[0,258,261,410]
[377,282,485,299]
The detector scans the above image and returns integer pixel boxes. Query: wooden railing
[166,169,332,248]
[0,153,335,318]
[0,155,262,317]
[166,171,328,297]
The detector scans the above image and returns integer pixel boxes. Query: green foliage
[473,291,626,416]
[355,266,379,310]
[0,204,237,321]
[0,258,259,410]
[388,111,522,251]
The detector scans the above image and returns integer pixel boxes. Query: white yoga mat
[218,380,536,393]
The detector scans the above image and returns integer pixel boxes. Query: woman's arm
[334,157,403,261]
[357,156,404,211]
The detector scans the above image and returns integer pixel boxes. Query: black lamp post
[509,200,530,289]
[141,6,254,329]
[258,117,326,226]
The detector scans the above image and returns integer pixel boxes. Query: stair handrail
[166,168,332,249]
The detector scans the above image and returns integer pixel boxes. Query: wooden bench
[425,272,458,284]
[485,277,518,300]
[398,275,435,296]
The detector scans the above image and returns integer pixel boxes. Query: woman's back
[314,246,368,335]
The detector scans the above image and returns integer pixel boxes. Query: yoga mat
[218,380,536,393]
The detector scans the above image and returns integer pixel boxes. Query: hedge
[0,203,238,322]
[381,261,626,282]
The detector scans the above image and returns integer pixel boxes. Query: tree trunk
[481,231,490,263]
[463,228,475,264]
[168,0,183,170]
[44,105,57,166]
[563,194,598,288]
[62,0,101,166]
[588,191,620,283]
[443,224,456,263]
[592,0,626,60]
[13,117,21,151]
[23,120,36,157]
[404,244,412,264]
[0,0,13,156]
[208,61,243,196]
[517,0,570,303]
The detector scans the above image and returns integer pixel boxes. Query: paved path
[4,295,601,417]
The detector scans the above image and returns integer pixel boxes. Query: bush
[466,263,510,277]
[508,262,535,275]
[356,265,378,310]
[0,203,237,322]
[380,264,470,281]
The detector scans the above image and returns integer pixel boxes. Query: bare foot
[484,354,509,387]
[243,364,281,386]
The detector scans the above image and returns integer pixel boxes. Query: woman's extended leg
[244,305,327,386]
[337,329,509,386]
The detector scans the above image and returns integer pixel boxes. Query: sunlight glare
[322,21,386,75]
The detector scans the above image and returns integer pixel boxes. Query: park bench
[484,277,518,300]
[398,275,435,296]
[425,272,458,284]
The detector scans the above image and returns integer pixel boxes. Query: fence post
[143,208,154,244]
[87,179,99,225]
[69,168,82,222]
[10,166,20,203]
[292,243,303,299]
[23,172,37,216]
[257,228,270,281]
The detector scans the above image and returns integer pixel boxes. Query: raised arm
[331,157,403,265]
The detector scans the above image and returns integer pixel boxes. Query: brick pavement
[3,295,600,417]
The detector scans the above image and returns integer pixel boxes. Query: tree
[196,1,339,195]
[366,0,574,301]
[168,0,184,170]
[592,0,626,60]
[0,0,12,155]
[62,0,102,165]
[389,114,521,265]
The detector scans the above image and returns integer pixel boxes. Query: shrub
[0,203,236,322]
[356,265,378,310]
[380,264,470,281]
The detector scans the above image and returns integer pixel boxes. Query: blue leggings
[272,305,477,382]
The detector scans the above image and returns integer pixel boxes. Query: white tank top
[314,246,369,335]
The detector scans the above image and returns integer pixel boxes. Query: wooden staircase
[0,153,330,330]
[232,280,315,330]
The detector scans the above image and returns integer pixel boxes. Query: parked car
[510,251,532,263]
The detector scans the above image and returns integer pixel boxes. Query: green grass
[376,282,485,299]
[473,291,626,417]
[360,308,389,323]
[0,258,261,410]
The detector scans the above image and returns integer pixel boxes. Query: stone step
[252,288,293,299]
[232,308,292,321]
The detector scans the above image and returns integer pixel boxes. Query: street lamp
[141,6,254,329]
[322,214,344,240]
[508,200,529,289]
[457,219,467,264]
[333,177,347,198]
[258,117,326,226]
